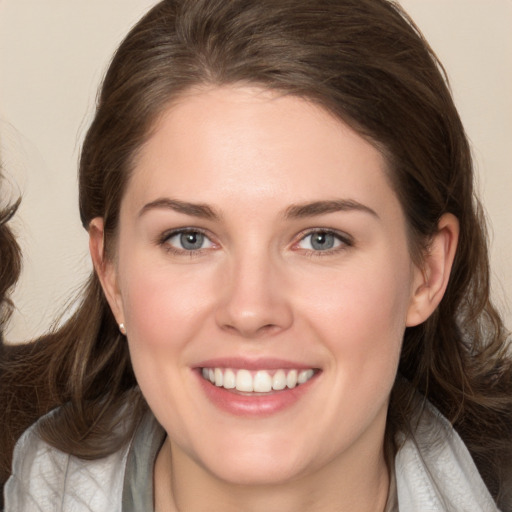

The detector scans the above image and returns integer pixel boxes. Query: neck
[154,428,391,512]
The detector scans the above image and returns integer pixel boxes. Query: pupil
[311,232,334,250]
[180,232,203,250]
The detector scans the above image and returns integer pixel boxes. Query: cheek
[115,254,216,399]
[116,260,217,430]
[296,253,413,376]
[119,256,214,345]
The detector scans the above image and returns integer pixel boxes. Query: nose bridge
[215,240,293,337]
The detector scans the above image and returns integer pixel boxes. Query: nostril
[220,322,280,338]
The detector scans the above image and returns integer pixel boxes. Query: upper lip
[195,357,319,371]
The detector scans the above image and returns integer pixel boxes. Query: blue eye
[297,231,348,251]
[165,230,214,251]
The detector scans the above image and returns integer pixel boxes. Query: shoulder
[4,411,130,512]
[394,401,500,511]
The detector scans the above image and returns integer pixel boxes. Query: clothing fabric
[4,401,500,511]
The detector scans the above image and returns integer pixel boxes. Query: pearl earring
[119,323,127,335]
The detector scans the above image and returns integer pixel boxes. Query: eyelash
[158,228,215,257]
[157,228,353,257]
[292,228,353,256]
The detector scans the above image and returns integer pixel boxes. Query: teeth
[236,369,253,392]
[214,368,223,387]
[202,367,316,392]
[253,371,272,392]
[223,369,236,389]
[298,369,314,384]
[287,369,298,389]
[272,370,287,390]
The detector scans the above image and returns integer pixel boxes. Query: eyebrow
[138,197,378,221]
[284,199,379,219]
[139,198,221,220]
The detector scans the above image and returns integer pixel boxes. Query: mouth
[200,367,317,393]
[195,361,321,416]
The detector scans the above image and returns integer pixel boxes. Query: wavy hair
[0,198,20,332]
[0,192,22,489]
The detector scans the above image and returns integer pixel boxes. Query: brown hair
[2,0,511,505]
[0,191,22,488]
[0,197,20,333]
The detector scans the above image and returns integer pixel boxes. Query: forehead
[124,85,398,218]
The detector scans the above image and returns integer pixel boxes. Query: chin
[194,436,312,486]
[207,458,306,487]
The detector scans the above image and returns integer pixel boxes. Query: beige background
[0,1,510,342]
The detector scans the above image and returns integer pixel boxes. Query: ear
[88,217,125,326]
[406,213,459,327]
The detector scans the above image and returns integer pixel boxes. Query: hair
[0,197,20,334]
[2,0,511,505]
[0,190,22,489]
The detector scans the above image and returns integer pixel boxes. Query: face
[98,85,427,485]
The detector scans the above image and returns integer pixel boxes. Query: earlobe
[406,213,459,327]
[88,217,125,326]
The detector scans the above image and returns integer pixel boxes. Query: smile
[201,367,316,393]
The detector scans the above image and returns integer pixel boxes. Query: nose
[215,251,293,339]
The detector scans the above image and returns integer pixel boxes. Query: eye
[296,230,350,252]
[163,230,214,252]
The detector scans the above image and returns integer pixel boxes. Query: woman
[3,0,512,510]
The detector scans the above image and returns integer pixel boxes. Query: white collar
[395,402,499,511]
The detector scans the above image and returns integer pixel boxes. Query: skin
[90,85,459,512]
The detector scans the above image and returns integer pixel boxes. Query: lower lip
[196,371,319,417]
